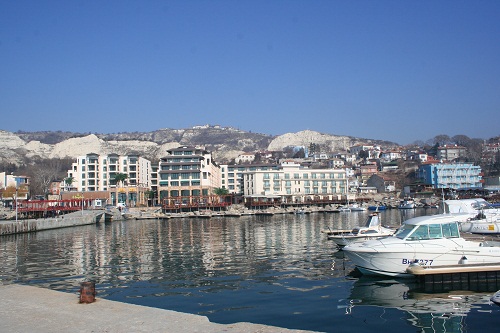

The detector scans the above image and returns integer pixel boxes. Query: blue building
[416,162,482,190]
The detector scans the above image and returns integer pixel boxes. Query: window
[407,225,429,241]
[442,222,460,238]
[429,224,443,239]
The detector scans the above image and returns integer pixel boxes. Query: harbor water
[1,208,499,332]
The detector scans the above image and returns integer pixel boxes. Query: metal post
[15,186,18,222]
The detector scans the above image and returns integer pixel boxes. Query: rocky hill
[0,126,397,165]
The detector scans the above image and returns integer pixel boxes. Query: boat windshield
[395,222,460,241]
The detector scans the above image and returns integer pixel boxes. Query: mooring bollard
[79,281,96,303]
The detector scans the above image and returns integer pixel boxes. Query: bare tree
[433,134,451,146]
[451,134,471,146]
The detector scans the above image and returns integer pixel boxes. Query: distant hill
[0,126,398,165]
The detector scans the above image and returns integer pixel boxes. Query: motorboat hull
[460,221,500,234]
[344,239,500,277]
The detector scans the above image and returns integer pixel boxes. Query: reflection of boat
[327,213,395,247]
[368,205,387,211]
[346,277,493,331]
[343,213,500,277]
[491,290,500,305]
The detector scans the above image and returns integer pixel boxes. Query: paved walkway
[0,284,317,333]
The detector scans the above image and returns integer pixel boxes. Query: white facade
[66,153,151,192]
[158,146,220,199]
[220,164,279,194]
[235,153,256,164]
[243,161,348,202]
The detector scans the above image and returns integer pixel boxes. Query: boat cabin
[394,216,461,241]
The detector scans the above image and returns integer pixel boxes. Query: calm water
[1,209,499,332]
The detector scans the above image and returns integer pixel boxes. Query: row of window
[159,181,201,187]
[83,158,139,165]
[160,165,200,171]
[159,172,201,180]
[262,173,344,180]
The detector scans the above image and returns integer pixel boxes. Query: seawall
[0,210,103,236]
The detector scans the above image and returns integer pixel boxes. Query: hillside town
[2,135,500,218]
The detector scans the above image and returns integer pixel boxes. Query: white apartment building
[243,161,348,203]
[67,153,151,192]
[220,164,280,195]
[158,146,220,203]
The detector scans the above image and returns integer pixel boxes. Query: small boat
[255,210,274,216]
[398,199,415,209]
[294,208,310,215]
[338,206,351,212]
[348,203,367,211]
[327,213,395,247]
[343,213,500,277]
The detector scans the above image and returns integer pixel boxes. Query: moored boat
[343,213,500,277]
[445,198,500,234]
[398,199,415,209]
[327,213,395,247]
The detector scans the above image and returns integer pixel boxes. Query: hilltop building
[416,162,482,190]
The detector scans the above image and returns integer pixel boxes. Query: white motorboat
[445,198,500,217]
[327,213,395,247]
[398,198,415,209]
[348,203,367,211]
[445,198,500,234]
[343,213,500,277]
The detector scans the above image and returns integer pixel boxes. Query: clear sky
[2,1,499,145]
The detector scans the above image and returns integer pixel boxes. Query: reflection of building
[243,161,348,203]
[66,153,152,206]
[158,146,220,203]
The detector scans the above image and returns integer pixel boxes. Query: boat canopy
[395,221,460,241]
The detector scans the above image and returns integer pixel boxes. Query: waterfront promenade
[0,284,316,333]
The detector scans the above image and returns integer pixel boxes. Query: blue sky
[1,1,499,144]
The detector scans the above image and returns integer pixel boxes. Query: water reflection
[1,209,498,332]
[346,277,496,332]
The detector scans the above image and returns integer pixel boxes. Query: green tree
[214,187,229,195]
[113,173,128,186]
[64,176,74,191]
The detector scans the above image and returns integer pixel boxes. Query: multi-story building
[158,146,220,204]
[66,153,152,206]
[220,163,280,195]
[0,172,30,200]
[243,161,348,203]
[416,162,482,190]
[437,144,466,161]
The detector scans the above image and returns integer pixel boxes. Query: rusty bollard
[79,281,96,303]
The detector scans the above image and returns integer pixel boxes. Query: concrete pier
[0,284,317,333]
[0,210,103,236]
